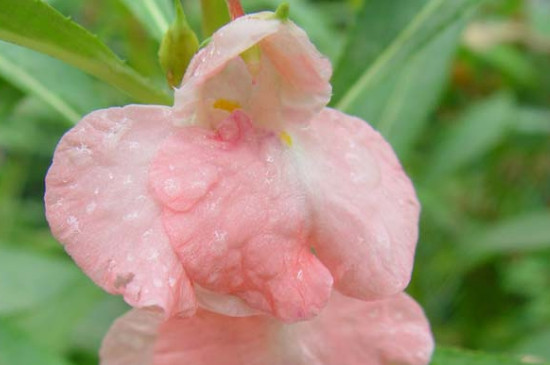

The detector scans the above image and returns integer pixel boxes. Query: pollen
[213,99,241,112]
[280,131,293,147]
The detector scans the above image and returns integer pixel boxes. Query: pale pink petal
[100,309,161,365]
[153,310,286,365]
[291,108,421,300]
[149,111,333,322]
[100,293,433,365]
[292,292,434,365]
[174,13,331,129]
[45,105,196,316]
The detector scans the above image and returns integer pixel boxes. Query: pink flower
[45,11,433,365]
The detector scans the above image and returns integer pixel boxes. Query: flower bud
[158,0,199,88]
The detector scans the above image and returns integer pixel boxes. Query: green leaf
[7,274,104,354]
[118,0,173,41]
[200,0,230,37]
[0,41,114,123]
[515,329,550,362]
[527,0,550,37]
[0,96,74,157]
[472,44,537,88]
[464,210,550,260]
[0,247,80,315]
[427,92,515,179]
[0,80,23,119]
[514,108,550,135]
[0,321,74,365]
[0,0,171,104]
[71,296,129,353]
[349,18,465,158]
[433,347,549,365]
[332,0,481,111]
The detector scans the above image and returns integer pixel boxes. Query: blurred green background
[0,0,549,364]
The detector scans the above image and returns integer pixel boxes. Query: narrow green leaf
[0,80,24,119]
[427,92,515,178]
[0,41,113,123]
[432,347,549,365]
[472,44,538,87]
[464,210,550,259]
[118,0,173,41]
[0,321,74,365]
[0,0,171,104]
[349,18,465,158]
[200,0,230,37]
[0,247,79,315]
[514,108,550,135]
[0,101,65,156]
[332,0,481,110]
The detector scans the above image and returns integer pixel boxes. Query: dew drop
[123,211,139,221]
[168,277,176,287]
[86,202,97,214]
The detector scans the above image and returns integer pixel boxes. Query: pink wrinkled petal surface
[292,108,420,300]
[149,110,333,322]
[45,105,196,316]
[100,293,434,365]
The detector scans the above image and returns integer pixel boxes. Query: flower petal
[45,105,196,316]
[292,108,421,300]
[292,292,434,365]
[175,12,331,129]
[149,111,333,322]
[100,293,433,365]
[100,309,160,365]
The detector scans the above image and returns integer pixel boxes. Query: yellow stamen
[280,131,292,147]
[213,99,241,112]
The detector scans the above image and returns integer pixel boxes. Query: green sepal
[158,0,199,88]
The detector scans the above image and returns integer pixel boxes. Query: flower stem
[226,0,244,19]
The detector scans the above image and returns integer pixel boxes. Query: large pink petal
[174,12,331,128]
[45,105,196,316]
[149,111,333,322]
[291,108,421,300]
[100,293,433,365]
[293,293,434,365]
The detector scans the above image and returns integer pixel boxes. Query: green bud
[158,0,199,88]
[274,2,290,21]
